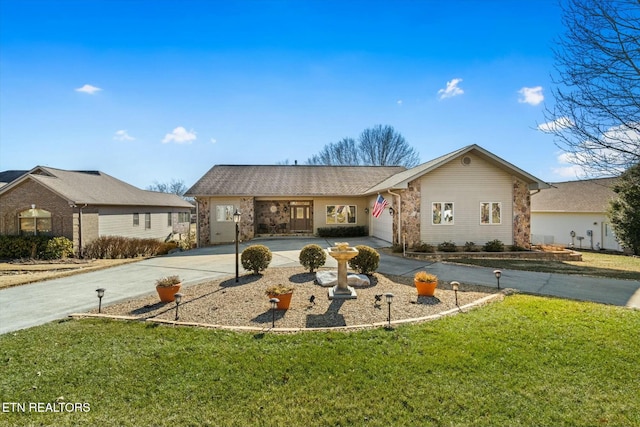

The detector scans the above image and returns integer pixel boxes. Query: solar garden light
[174,293,183,321]
[269,298,280,328]
[451,281,460,307]
[233,209,241,283]
[384,293,394,327]
[95,288,105,313]
[493,270,502,289]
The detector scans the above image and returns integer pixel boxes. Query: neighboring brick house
[531,177,623,251]
[186,144,550,249]
[0,166,193,255]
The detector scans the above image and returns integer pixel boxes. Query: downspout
[194,197,200,248]
[78,204,87,258]
[387,189,402,254]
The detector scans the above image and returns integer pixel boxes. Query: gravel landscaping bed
[96,267,501,329]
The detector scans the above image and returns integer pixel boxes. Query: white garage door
[370,196,393,243]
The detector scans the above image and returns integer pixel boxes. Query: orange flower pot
[156,284,182,302]
[268,292,293,310]
[415,280,437,297]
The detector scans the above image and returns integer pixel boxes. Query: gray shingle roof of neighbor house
[185,165,407,197]
[0,166,193,208]
[0,170,29,188]
[531,177,619,213]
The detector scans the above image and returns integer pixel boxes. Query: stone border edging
[68,292,505,333]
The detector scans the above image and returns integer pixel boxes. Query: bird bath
[327,242,359,299]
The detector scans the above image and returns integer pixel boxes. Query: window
[167,212,172,227]
[19,208,52,236]
[326,205,356,224]
[145,213,151,229]
[133,213,139,226]
[178,212,190,223]
[480,202,501,224]
[432,202,454,225]
[216,205,235,222]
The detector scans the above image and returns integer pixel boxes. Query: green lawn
[451,251,640,280]
[1,295,638,427]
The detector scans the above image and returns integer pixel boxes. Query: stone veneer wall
[239,197,255,241]
[512,177,531,249]
[399,180,421,248]
[196,197,255,246]
[255,201,289,233]
[196,198,211,246]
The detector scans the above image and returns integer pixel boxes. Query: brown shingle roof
[531,177,619,213]
[186,165,406,197]
[1,166,192,208]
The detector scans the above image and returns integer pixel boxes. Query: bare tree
[306,126,420,167]
[147,179,188,198]
[543,0,640,176]
[306,138,360,165]
[358,125,420,167]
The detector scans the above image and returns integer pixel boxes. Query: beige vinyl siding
[209,198,241,244]
[98,206,174,240]
[311,196,369,234]
[419,153,513,246]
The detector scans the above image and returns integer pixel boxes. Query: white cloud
[113,130,135,141]
[75,84,102,94]
[162,126,197,144]
[538,117,574,133]
[438,78,464,99]
[518,86,544,105]
[551,152,588,178]
[396,99,403,106]
[210,138,217,144]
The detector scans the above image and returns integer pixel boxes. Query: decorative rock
[316,271,370,287]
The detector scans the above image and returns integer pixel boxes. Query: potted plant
[414,271,438,296]
[265,284,294,310]
[155,275,182,302]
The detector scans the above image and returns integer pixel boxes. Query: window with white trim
[326,205,356,224]
[480,202,501,224]
[432,202,454,225]
[133,213,139,226]
[145,213,151,229]
[216,205,235,222]
[19,208,52,236]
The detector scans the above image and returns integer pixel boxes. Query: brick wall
[0,179,75,242]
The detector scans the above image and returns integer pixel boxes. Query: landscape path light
[95,288,105,313]
[493,270,502,289]
[174,293,183,321]
[451,281,460,307]
[233,209,241,283]
[384,292,394,328]
[269,298,279,328]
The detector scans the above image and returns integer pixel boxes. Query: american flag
[372,194,389,218]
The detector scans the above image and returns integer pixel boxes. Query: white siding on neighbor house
[98,207,175,240]
[368,194,393,243]
[419,153,513,246]
[531,212,622,251]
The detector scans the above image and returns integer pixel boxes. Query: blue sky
[0,0,576,189]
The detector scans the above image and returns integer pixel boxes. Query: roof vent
[461,156,472,166]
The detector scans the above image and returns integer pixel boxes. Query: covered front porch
[254,200,313,236]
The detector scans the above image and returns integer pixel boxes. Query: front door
[290,202,312,232]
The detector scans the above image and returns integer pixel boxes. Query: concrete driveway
[1,236,638,335]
